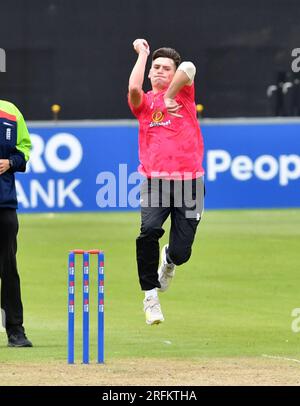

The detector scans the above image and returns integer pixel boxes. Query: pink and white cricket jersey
[128,83,204,180]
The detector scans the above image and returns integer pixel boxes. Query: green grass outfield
[0,209,299,363]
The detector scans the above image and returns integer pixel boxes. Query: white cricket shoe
[143,296,164,325]
[157,245,176,292]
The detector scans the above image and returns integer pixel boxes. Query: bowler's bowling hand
[0,159,10,175]
[133,39,150,56]
[164,98,183,118]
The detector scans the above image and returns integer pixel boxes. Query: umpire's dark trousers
[136,177,205,291]
[0,208,24,336]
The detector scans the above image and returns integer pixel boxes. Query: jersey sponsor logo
[149,119,171,128]
[152,110,164,123]
[149,111,171,128]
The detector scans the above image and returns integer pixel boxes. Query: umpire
[0,100,32,347]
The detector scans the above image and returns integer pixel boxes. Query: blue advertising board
[202,120,300,209]
[16,119,300,212]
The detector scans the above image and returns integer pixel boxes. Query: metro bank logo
[27,133,82,174]
[16,133,83,209]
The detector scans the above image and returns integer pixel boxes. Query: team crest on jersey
[152,110,164,123]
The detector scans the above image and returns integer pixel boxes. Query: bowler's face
[148,57,176,90]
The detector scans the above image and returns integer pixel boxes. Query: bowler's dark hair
[152,47,181,68]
